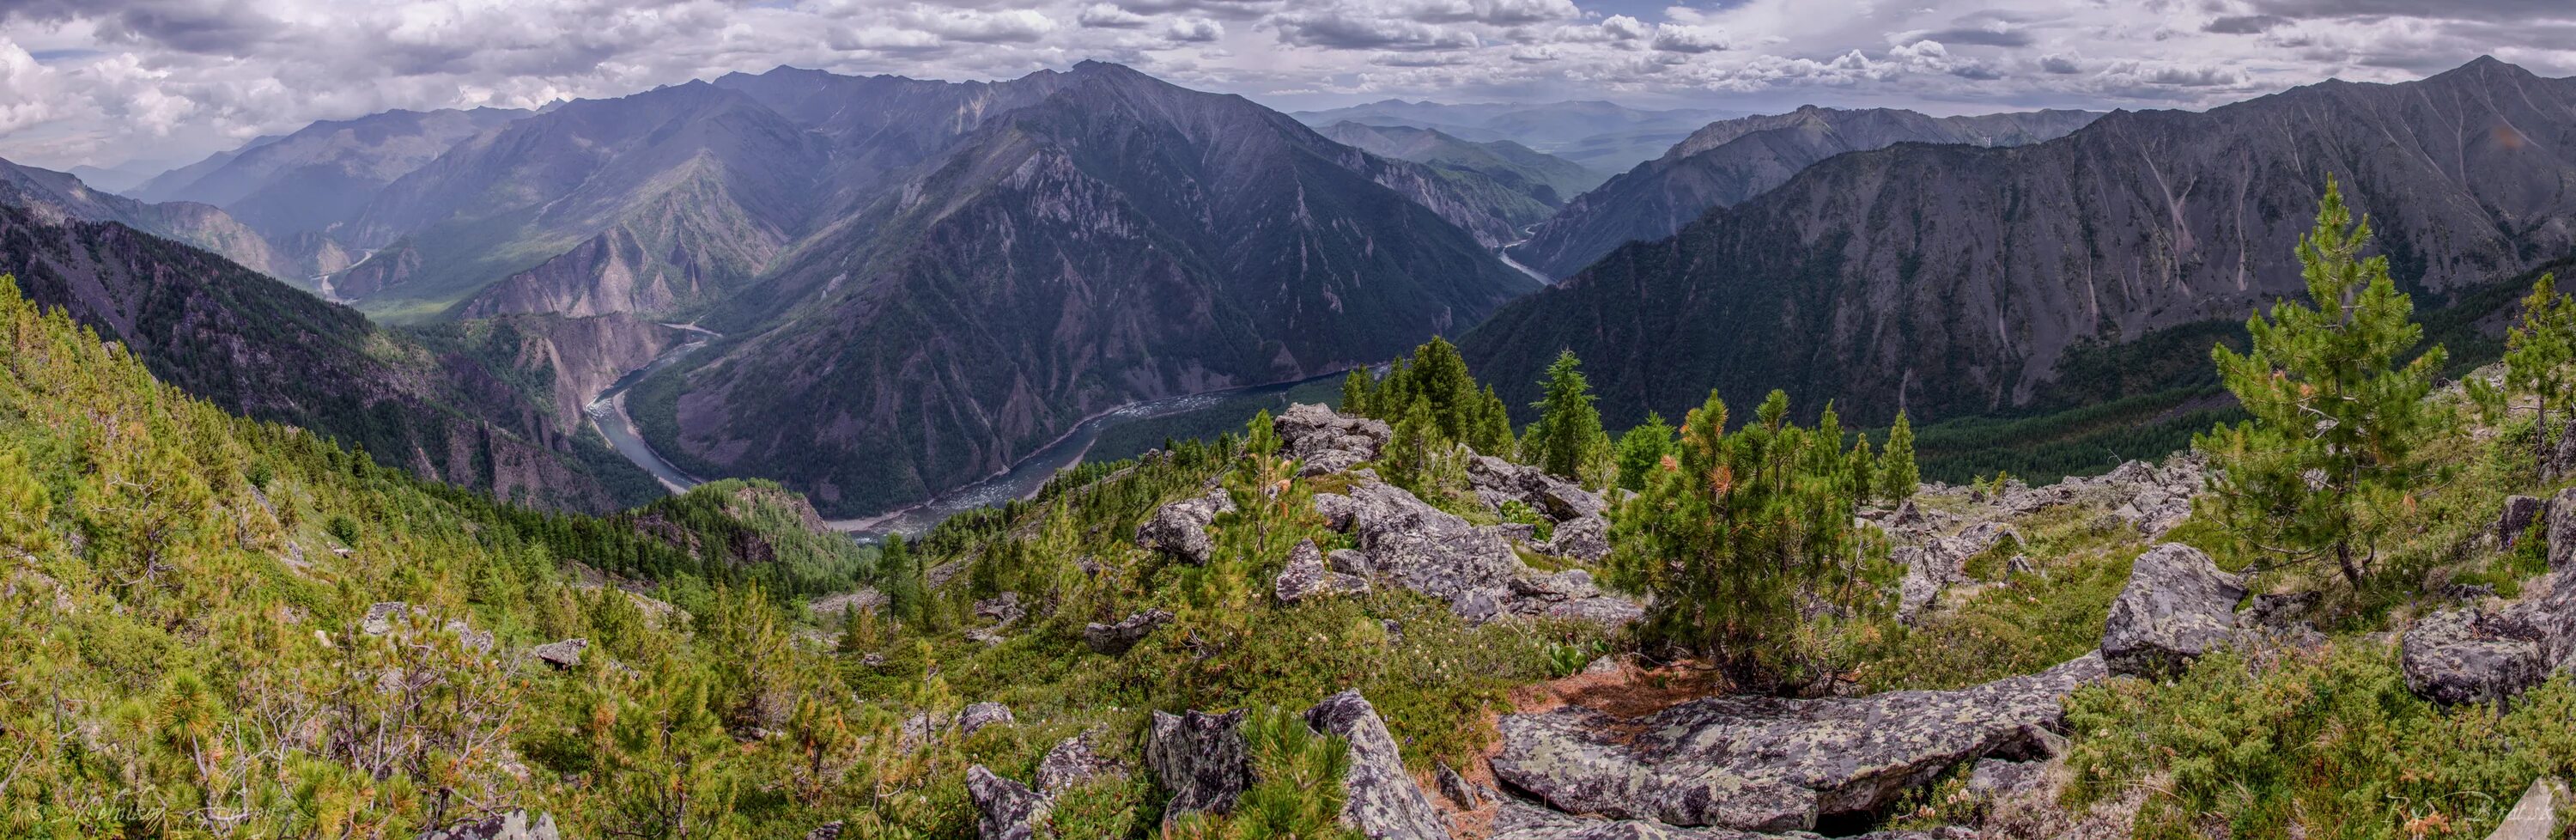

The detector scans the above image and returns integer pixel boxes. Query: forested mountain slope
[1464,57,2576,429]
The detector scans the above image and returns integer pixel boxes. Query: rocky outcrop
[1468,455,1606,522]
[958,702,1016,736]
[1147,709,1253,817]
[1276,403,1393,477]
[1545,514,1612,563]
[1036,732,1126,794]
[1333,481,1522,609]
[1137,490,1236,566]
[1084,608,1174,655]
[416,810,562,840]
[362,601,409,636]
[530,638,588,670]
[2498,496,2546,550]
[967,764,1050,840]
[1277,539,1372,605]
[1491,653,2106,832]
[2402,609,2549,706]
[2551,488,2576,571]
[975,592,1026,626]
[1891,519,2022,625]
[1305,691,1447,840]
[2100,544,2245,679]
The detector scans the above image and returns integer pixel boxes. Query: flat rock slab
[1492,653,2106,833]
[2101,543,2245,679]
[1307,690,1447,840]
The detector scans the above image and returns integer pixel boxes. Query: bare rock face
[2499,496,2546,550]
[1306,691,1448,840]
[1147,709,1252,818]
[1276,403,1394,477]
[416,810,561,840]
[530,638,588,670]
[1036,732,1126,794]
[1138,490,1236,566]
[1337,480,1522,612]
[1276,539,1371,605]
[1084,608,1174,655]
[966,764,1049,840]
[1545,514,1612,562]
[1468,454,1605,521]
[2550,488,2576,572]
[1492,653,2106,832]
[958,702,1016,736]
[2100,544,2246,679]
[2403,609,2549,706]
[362,601,409,636]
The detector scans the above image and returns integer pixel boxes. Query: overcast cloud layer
[1,0,2570,170]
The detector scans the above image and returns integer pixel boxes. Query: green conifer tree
[1612,412,1675,491]
[2196,178,2446,589]
[1878,411,1918,503]
[1528,350,1607,482]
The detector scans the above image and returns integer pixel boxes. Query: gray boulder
[416,811,560,840]
[1036,732,1125,794]
[974,592,1026,626]
[957,702,1016,736]
[2500,496,2546,550]
[1966,758,2048,799]
[1306,691,1447,840]
[1084,608,1174,655]
[966,764,1049,840]
[1340,481,1522,606]
[1277,539,1371,605]
[2552,488,2576,571]
[530,638,587,671]
[1138,490,1236,566]
[1315,492,1359,530]
[1327,548,1375,575]
[1276,404,1393,476]
[1491,653,2105,833]
[1545,514,1612,562]
[1147,709,1252,817]
[362,601,408,636]
[2402,609,2548,705]
[2101,544,2245,679]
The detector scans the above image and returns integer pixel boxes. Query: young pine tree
[1340,368,1376,417]
[1612,412,1675,491]
[2500,274,2575,478]
[1877,411,1918,503]
[2196,178,2447,590]
[1528,350,1607,483]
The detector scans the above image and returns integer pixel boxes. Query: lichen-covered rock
[530,638,587,670]
[2551,488,2576,572]
[1084,608,1174,655]
[975,592,1025,626]
[1315,492,1359,530]
[1147,709,1251,817]
[803,820,845,840]
[1276,404,1393,477]
[1277,539,1371,605]
[445,620,495,654]
[1036,732,1125,794]
[416,810,560,840]
[958,702,1016,736]
[1967,758,2047,799]
[1467,454,1604,522]
[1306,691,1446,840]
[2402,609,2548,705]
[362,601,407,636]
[1437,762,1481,809]
[1545,514,1611,562]
[1340,481,1521,605]
[966,764,1049,840]
[2101,544,2245,679]
[1138,490,1236,566]
[2499,495,2546,550]
[1327,548,1374,575]
[1491,653,2105,833]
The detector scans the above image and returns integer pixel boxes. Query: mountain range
[1315,121,1610,209]
[1291,99,1743,172]
[1508,106,2102,279]
[1461,56,2576,431]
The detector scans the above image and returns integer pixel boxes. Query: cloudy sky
[0,0,2569,170]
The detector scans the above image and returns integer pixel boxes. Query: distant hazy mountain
[1291,99,1741,172]
[129,107,529,240]
[0,157,285,277]
[0,202,677,511]
[1317,121,1608,210]
[630,62,1540,515]
[1510,106,2101,278]
[64,161,172,195]
[1461,57,2576,432]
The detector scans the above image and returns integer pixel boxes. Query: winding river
[585,335,1346,540]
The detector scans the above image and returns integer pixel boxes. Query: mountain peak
[2432,54,2531,82]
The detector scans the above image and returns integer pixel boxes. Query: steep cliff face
[640,63,1539,515]
[1462,58,2576,428]
[0,204,676,511]
[1510,106,2099,279]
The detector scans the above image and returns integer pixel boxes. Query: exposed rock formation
[1084,608,1175,655]
[530,638,587,670]
[2551,488,2576,571]
[967,764,1049,840]
[1147,709,1252,817]
[958,702,1016,736]
[2403,609,2549,705]
[1137,490,1236,566]
[1305,691,1447,840]
[2498,495,2546,550]
[1036,733,1126,794]
[1276,403,1394,477]
[416,810,561,840]
[1277,539,1372,605]
[2100,544,2245,679]
[1491,653,2106,832]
